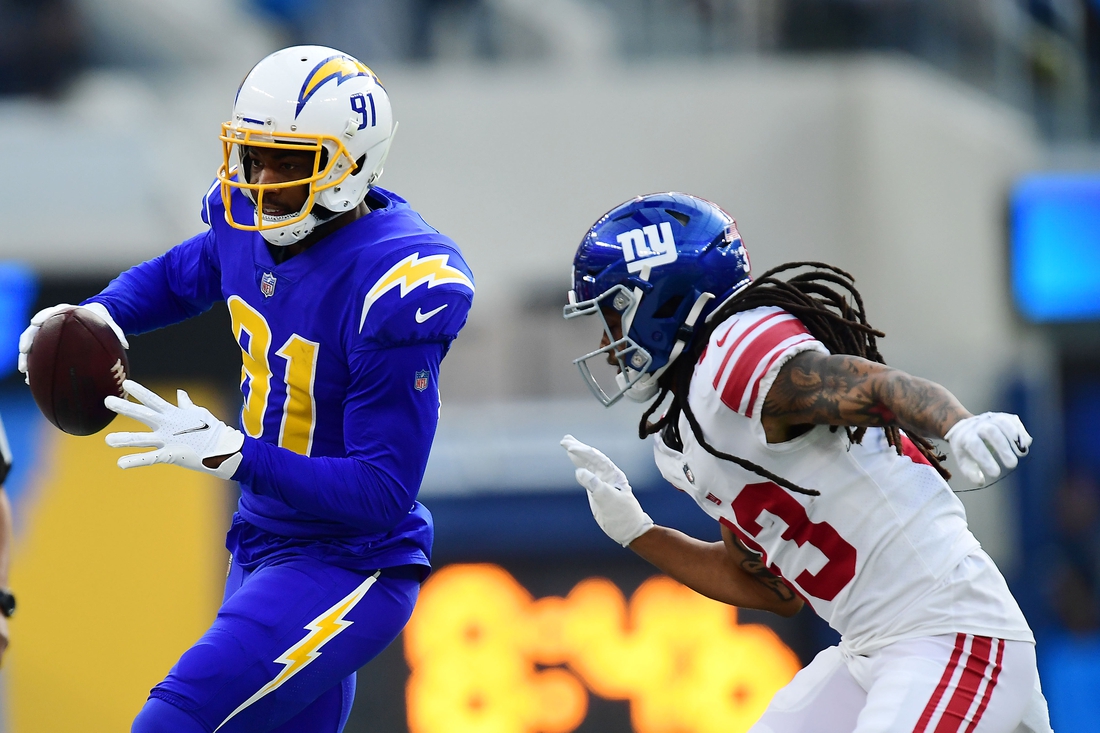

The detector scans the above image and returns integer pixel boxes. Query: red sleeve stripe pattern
[912,634,1005,733]
[711,311,787,387]
[711,312,815,418]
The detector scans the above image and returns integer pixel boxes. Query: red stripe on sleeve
[721,319,811,413]
[743,335,815,418]
[963,639,1005,733]
[900,433,933,467]
[711,312,786,390]
[914,633,967,733]
[935,636,993,733]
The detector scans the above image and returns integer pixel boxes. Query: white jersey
[653,306,1033,654]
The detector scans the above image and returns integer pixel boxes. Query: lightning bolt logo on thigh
[214,572,380,731]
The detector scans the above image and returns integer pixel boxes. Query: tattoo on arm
[723,529,797,603]
[762,351,970,439]
[737,548,797,602]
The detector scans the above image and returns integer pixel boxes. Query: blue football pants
[131,554,420,733]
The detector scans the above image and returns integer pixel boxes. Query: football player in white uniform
[560,193,1053,733]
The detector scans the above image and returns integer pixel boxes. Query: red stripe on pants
[935,636,994,733]
[913,634,966,733]
[963,639,1005,733]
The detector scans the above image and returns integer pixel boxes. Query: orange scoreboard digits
[404,564,800,733]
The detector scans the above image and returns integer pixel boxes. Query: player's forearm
[873,370,972,439]
[88,263,209,335]
[628,526,802,616]
[86,234,221,335]
[235,438,419,534]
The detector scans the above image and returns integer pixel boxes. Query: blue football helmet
[565,192,752,406]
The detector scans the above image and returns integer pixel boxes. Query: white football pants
[749,634,1053,733]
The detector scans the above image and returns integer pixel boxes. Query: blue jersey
[87,185,474,573]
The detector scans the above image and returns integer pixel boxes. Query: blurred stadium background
[0,0,1099,730]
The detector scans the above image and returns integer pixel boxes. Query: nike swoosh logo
[174,422,210,436]
[715,323,737,347]
[415,304,448,323]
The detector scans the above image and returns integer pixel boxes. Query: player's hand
[944,412,1031,486]
[104,380,244,480]
[18,303,128,385]
[561,434,654,547]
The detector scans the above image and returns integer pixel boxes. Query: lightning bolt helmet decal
[296,55,379,118]
[359,252,475,333]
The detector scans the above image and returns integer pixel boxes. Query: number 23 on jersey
[723,481,858,602]
[229,295,319,456]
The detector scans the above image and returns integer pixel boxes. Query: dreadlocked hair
[638,262,949,497]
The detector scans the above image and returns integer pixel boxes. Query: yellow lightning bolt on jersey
[358,252,475,333]
[214,572,380,731]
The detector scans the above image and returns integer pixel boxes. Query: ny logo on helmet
[617,223,677,273]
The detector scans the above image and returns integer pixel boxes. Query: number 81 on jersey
[228,295,319,456]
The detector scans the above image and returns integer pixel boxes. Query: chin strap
[664,291,714,368]
[367,121,398,185]
[623,292,715,402]
[311,206,341,227]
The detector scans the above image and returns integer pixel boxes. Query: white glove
[18,302,129,385]
[104,380,244,480]
[944,412,1031,487]
[561,434,654,547]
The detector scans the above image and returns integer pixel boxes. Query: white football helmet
[218,45,396,245]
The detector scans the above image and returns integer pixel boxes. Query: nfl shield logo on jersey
[260,272,277,298]
[414,370,429,392]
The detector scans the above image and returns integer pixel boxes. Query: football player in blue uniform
[18,46,473,732]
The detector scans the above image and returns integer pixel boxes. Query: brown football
[27,307,129,436]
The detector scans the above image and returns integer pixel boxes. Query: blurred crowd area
[2,0,1100,138]
[1050,473,1100,632]
[1051,365,1100,637]
[0,0,81,96]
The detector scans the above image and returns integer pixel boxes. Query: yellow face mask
[216,123,359,232]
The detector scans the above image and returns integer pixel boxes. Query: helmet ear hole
[350,154,367,176]
[653,295,684,319]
